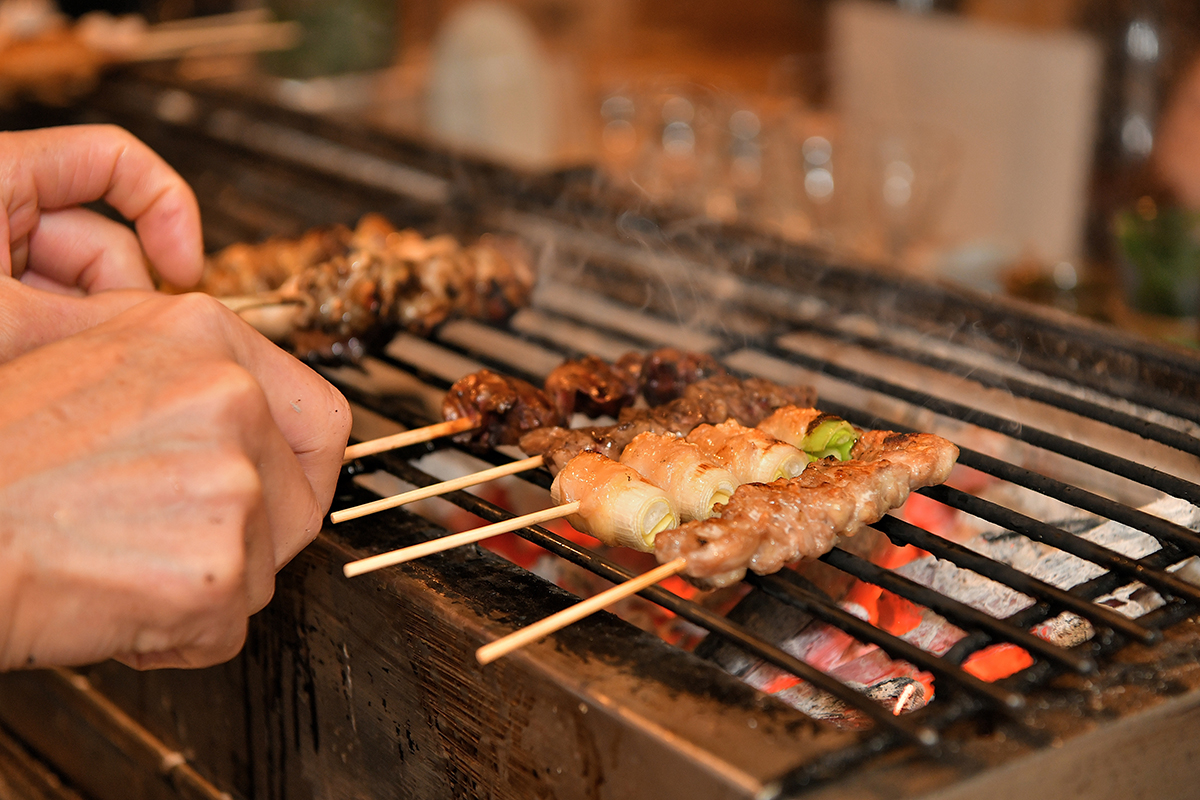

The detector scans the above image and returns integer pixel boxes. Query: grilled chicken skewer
[474,425,956,664]
[341,453,680,575]
[338,349,741,463]
[339,407,872,570]
[195,214,535,362]
[335,364,814,516]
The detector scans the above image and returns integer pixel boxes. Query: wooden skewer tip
[475,557,687,665]
[343,416,477,462]
[342,500,581,578]
[331,455,544,524]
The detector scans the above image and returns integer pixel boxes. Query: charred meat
[191,215,535,360]
[523,376,816,474]
[441,370,564,451]
[543,355,640,419]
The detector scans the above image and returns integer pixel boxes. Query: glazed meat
[542,347,727,420]
[441,370,564,451]
[191,215,535,361]
[543,355,640,419]
[851,430,959,488]
[518,417,674,475]
[639,348,727,406]
[655,431,959,588]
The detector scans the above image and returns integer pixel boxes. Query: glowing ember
[892,682,917,715]
[962,643,1035,682]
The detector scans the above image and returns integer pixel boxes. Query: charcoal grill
[3,71,1200,800]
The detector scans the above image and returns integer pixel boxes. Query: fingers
[0,124,203,289]
[209,298,353,556]
[125,293,352,565]
[25,207,153,292]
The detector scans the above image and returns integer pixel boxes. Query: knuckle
[162,290,234,330]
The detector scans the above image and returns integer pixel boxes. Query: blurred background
[5,0,1200,343]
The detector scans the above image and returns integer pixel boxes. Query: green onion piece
[803,418,860,461]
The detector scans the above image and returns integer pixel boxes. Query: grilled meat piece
[542,347,726,420]
[521,376,815,473]
[441,370,564,451]
[685,419,808,483]
[544,355,640,419]
[639,348,727,406]
[637,375,817,432]
[655,431,959,588]
[518,417,673,475]
[851,430,959,488]
[191,215,535,361]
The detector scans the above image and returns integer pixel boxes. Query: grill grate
[42,72,1200,797]
[335,308,1200,791]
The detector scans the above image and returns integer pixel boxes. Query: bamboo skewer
[342,501,581,578]
[343,417,477,462]
[331,455,545,523]
[476,557,688,665]
[218,294,481,462]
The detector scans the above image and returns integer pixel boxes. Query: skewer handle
[331,455,545,524]
[342,501,581,578]
[343,417,477,462]
[476,557,688,665]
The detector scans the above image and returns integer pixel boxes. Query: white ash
[895,496,1200,646]
[771,676,928,726]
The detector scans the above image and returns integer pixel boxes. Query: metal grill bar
[778,353,1200,504]
[952,447,1200,556]
[818,547,1096,673]
[784,321,1200,455]
[923,485,1200,605]
[870,515,1157,643]
[367,448,941,749]
[746,572,1025,710]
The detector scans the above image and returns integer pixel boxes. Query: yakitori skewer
[342,418,477,463]
[339,369,563,464]
[345,349,742,462]
[196,215,536,362]
[470,418,930,665]
[342,452,679,576]
[342,501,582,578]
[476,557,688,665]
[331,455,544,523]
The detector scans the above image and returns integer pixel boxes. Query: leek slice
[803,418,859,461]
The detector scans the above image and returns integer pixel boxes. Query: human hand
[0,124,202,294]
[0,291,351,671]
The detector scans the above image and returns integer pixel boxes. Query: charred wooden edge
[0,669,231,800]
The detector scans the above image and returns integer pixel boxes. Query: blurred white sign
[831,0,1102,276]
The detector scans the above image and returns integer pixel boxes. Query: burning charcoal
[769,676,930,728]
